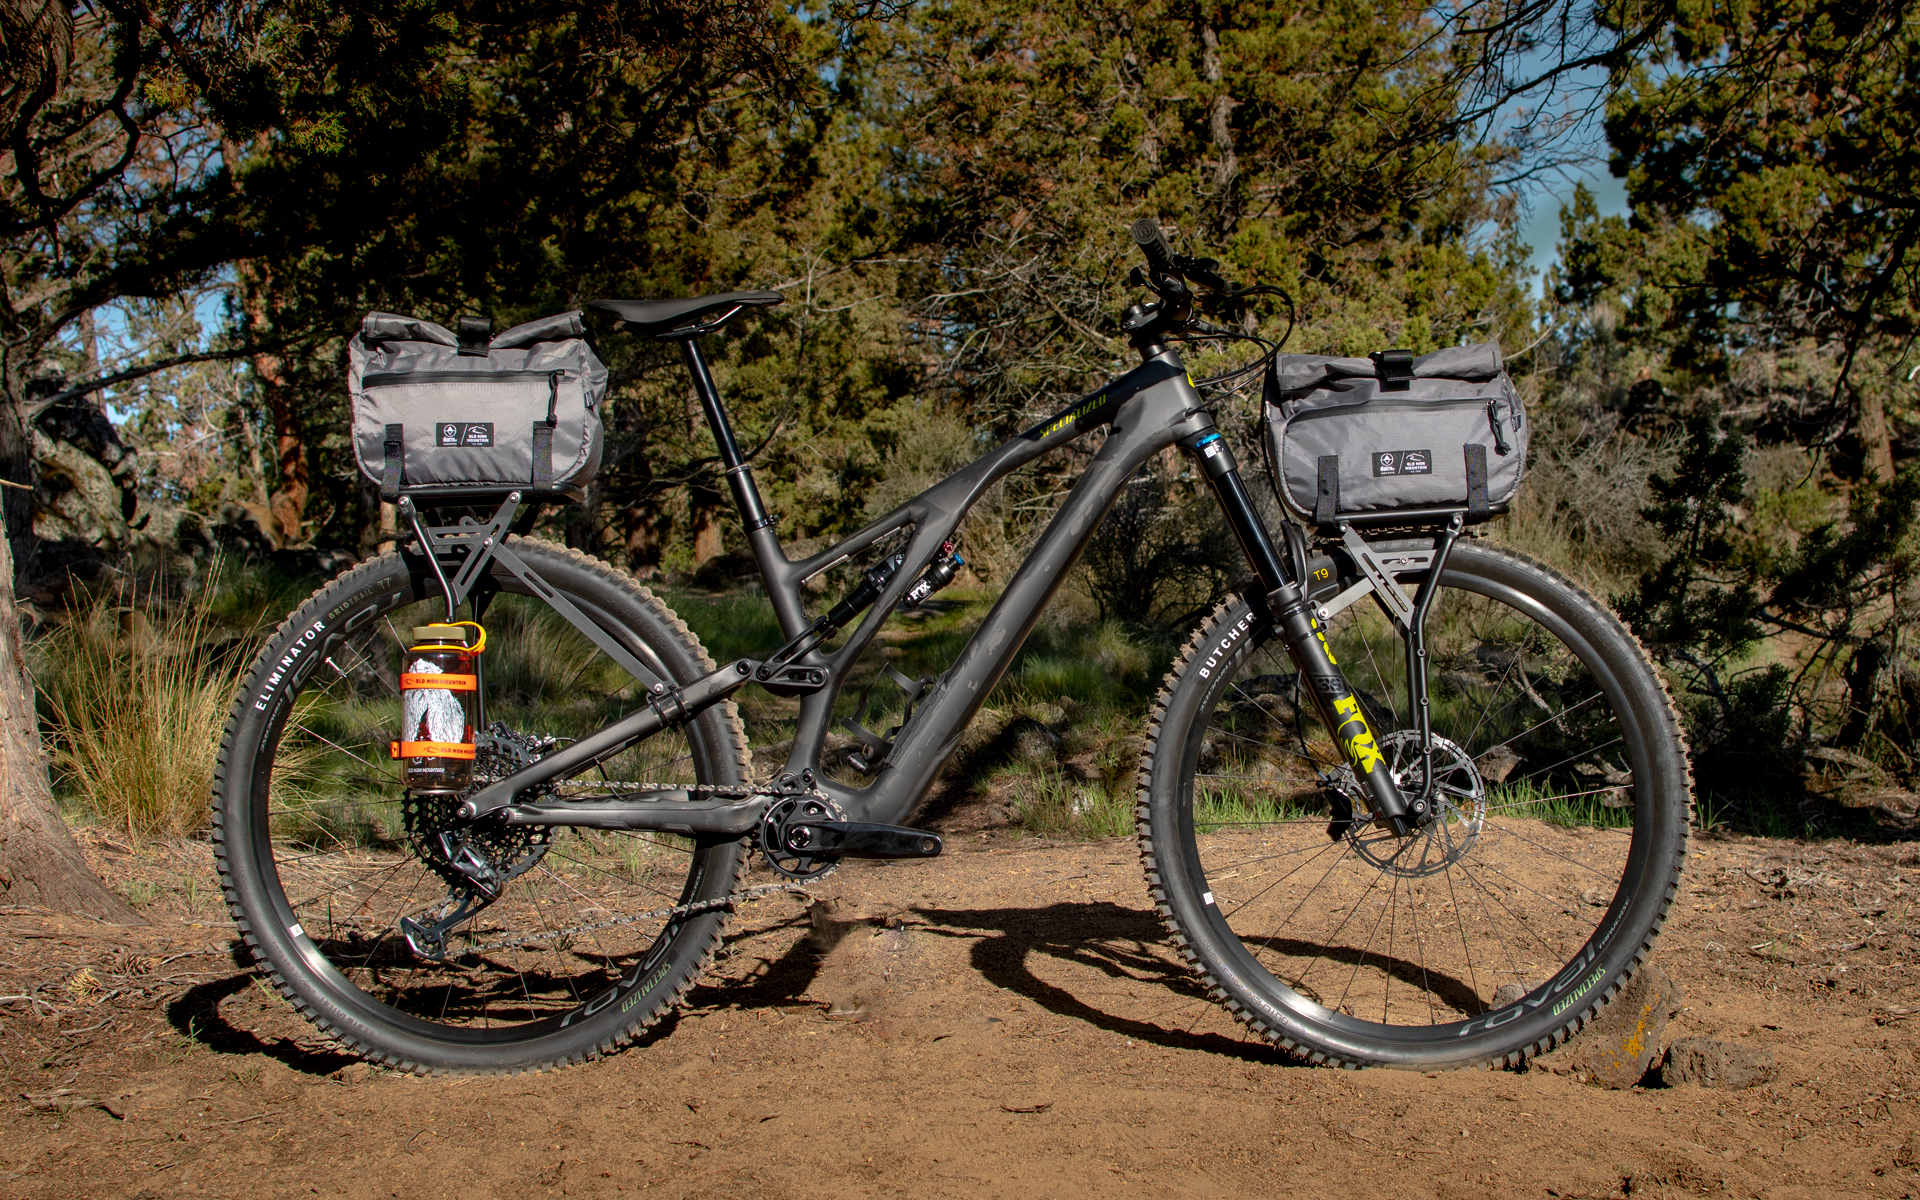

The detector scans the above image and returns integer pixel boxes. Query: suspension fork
[1178,421,1420,835]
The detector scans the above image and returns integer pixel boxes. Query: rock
[1005,718,1062,766]
[1028,702,1067,727]
[1473,744,1522,784]
[1659,1037,1776,1090]
[1493,982,1532,1007]
[1559,964,1683,1088]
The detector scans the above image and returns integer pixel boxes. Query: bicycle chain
[451,777,818,955]
[464,879,811,955]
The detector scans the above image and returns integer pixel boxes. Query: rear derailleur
[400,726,557,961]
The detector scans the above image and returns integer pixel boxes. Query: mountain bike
[214,220,1691,1075]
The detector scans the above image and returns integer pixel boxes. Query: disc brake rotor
[1333,731,1487,879]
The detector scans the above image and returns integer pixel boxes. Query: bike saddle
[588,291,783,337]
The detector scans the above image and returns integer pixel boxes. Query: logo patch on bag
[1372,449,1432,477]
[435,422,495,448]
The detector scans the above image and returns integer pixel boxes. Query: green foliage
[32,582,263,839]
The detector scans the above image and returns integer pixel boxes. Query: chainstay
[465,880,811,954]
[450,778,816,953]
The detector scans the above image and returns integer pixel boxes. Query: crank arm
[459,659,757,819]
[495,794,768,836]
[783,821,942,859]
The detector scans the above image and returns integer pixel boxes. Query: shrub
[35,586,255,839]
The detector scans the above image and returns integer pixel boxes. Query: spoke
[1513,736,1626,786]
[1459,655,1525,753]
[1453,856,1530,991]
[1477,692,1608,759]
[1452,859,1569,964]
[1204,722,1340,767]
[1356,620,1402,729]
[1479,818,1621,881]
[291,723,387,770]
[1216,835,1347,922]
[1338,862,1401,1019]
[1205,836,1351,877]
[1406,876,1438,1025]
[1298,837,1406,994]
[543,849,687,906]
[1243,835,1357,966]
[1480,785,1636,816]
[1382,870,1400,1024]
[1442,866,1480,1006]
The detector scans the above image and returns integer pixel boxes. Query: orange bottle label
[391,740,477,760]
[400,673,477,691]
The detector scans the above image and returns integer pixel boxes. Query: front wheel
[1138,540,1691,1069]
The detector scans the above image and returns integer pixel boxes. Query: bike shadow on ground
[912,898,1484,1060]
[909,899,1302,1065]
[168,914,831,1072]
[167,941,359,1076]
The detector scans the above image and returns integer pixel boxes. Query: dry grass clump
[35,587,253,839]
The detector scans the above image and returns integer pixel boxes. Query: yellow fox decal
[1331,694,1384,774]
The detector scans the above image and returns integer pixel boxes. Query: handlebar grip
[1131,218,1178,277]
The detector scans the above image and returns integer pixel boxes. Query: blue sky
[1519,168,1628,294]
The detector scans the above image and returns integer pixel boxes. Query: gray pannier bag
[1262,341,1526,527]
[349,311,608,502]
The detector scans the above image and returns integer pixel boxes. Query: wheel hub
[1332,731,1487,878]
[403,725,556,893]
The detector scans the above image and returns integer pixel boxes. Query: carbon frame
[737,351,1220,827]
[446,330,1426,836]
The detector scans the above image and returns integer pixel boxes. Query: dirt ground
[1,827,1916,1200]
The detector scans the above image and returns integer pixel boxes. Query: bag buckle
[1370,348,1414,391]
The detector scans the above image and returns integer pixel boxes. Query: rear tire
[1138,540,1690,1069]
[214,540,750,1075]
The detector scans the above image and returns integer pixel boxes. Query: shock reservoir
[393,621,487,793]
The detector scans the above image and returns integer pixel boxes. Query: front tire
[1138,540,1690,1069]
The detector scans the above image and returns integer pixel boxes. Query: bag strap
[531,424,554,491]
[457,316,492,357]
[1315,455,1340,525]
[1370,349,1414,392]
[530,370,561,491]
[1464,443,1489,518]
[382,423,404,502]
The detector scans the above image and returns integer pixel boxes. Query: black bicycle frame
[456,335,1415,835]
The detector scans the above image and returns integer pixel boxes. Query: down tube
[830,364,1209,826]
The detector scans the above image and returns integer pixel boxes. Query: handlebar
[1131,218,1179,280]
[1123,217,1293,363]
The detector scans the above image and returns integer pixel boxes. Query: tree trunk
[0,532,139,922]
[222,134,307,545]
[1858,388,1896,482]
[237,257,307,544]
[690,479,724,568]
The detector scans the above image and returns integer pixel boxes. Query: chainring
[758,794,844,881]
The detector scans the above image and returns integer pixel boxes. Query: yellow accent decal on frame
[1332,695,1384,774]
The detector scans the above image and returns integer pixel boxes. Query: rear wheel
[214,539,750,1074]
[1138,540,1690,1069]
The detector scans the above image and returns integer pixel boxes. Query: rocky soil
[0,827,1916,1200]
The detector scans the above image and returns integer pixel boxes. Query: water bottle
[394,622,485,792]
